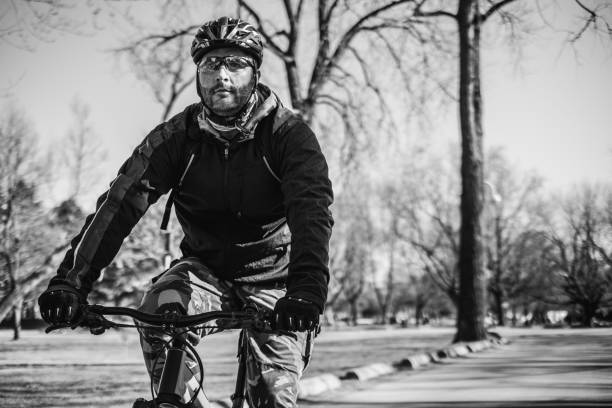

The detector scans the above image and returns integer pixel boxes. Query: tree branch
[481,0,518,23]
[237,0,288,57]
[113,25,200,53]
[414,0,457,20]
[309,0,414,101]
[570,0,612,43]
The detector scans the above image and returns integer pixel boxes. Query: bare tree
[501,228,557,326]
[63,97,107,200]
[408,271,441,325]
[89,201,183,307]
[390,149,462,307]
[333,214,373,325]
[117,34,196,121]
[115,0,449,118]
[589,189,612,271]
[0,106,73,338]
[326,165,376,325]
[546,186,612,326]
[483,148,544,325]
[0,0,131,50]
[398,0,611,341]
[113,0,454,183]
[370,217,399,324]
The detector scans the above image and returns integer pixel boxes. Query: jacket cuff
[48,277,89,300]
[285,289,325,314]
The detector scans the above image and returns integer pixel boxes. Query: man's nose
[216,64,231,81]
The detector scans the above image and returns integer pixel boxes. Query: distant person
[37,16,333,408]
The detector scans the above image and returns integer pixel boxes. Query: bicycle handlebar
[45,304,273,334]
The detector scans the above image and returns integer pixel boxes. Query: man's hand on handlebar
[38,283,85,326]
[273,296,320,332]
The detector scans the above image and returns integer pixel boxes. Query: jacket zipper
[223,144,230,209]
[223,143,230,276]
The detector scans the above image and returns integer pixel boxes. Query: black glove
[273,296,320,332]
[38,283,85,325]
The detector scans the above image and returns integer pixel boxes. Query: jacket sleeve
[276,119,334,311]
[49,123,182,297]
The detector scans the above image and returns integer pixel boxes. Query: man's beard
[202,77,256,118]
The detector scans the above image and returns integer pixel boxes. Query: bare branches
[414,0,457,20]
[1,0,136,50]
[312,0,414,101]
[237,0,287,58]
[542,186,612,325]
[481,0,518,23]
[113,25,200,53]
[570,0,612,43]
[282,0,298,49]
[117,32,195,121]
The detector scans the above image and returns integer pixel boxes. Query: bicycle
[45,303,275,408]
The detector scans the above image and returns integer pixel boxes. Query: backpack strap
[272,106,295,134]
[160,133,203,231]
[260,106,299,183]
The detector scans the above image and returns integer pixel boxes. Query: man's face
[198,47,257,117]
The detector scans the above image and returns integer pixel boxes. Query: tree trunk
[284,58,304,114]
[454,0,488,343]
[582,303,597,327]
[492,288,505,326]
[380,304,388,324]
[0,243,68,322]
[0,267,56,322]
[415,301,424,327]
[348,299,358,326]
[323,308,336,326]
[12,297,23,341]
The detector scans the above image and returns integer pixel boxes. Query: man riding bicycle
[38,16,334,408]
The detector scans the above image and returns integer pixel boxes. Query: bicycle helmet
[191,17,264,67]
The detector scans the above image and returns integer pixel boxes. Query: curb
[213,335,507,403]
[342,362,395,381]
[451,343,471,356]
[466,340,492,352]
[298,373,342,398]
[395,352,432,369]
[427,350,442,363]
[437,346,458,358]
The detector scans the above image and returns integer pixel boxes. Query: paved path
[301,327,612,408]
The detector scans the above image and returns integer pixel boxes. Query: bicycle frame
[46,304,272,408]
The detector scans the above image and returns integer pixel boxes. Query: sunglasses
[198,56,255,72]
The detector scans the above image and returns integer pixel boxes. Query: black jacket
[50,87,334,310]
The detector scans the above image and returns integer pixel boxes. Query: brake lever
[44,306,113,335]
[82,312,114,335]
[44,317,84,333]
[45,324,70,334]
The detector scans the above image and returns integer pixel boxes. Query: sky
[1,1,611,210]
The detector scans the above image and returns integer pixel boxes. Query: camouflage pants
[137,257,312,408]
